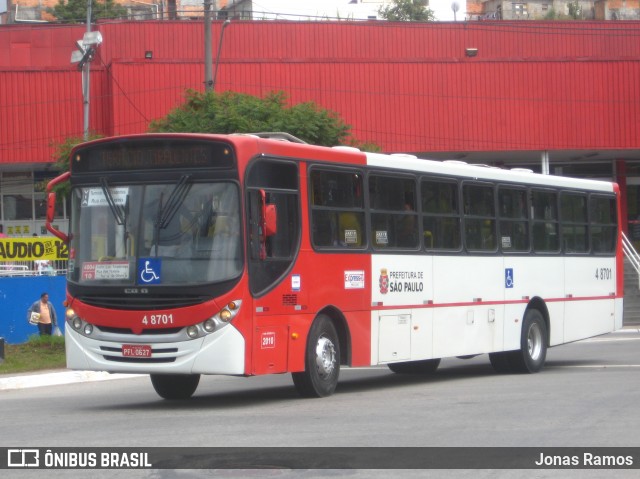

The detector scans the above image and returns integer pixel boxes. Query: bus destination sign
[72,140,235,173]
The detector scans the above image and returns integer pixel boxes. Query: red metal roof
[1,20,639,164]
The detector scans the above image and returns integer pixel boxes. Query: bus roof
[365,152,616,193]
[72,133,615,193]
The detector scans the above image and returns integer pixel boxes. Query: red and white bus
[46,133,623,399]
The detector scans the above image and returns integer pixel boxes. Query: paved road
[1,329,639,479]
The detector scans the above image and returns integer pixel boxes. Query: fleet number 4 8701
[142,314,174,325]
[595,268,612,280]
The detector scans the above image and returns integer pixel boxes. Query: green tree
[567,1,583,19]
[378,0,436,21]
[47,134,103,197]
[47,0,128,23]
[149,90,378,149]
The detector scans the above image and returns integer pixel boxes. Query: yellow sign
[0,238,68,261]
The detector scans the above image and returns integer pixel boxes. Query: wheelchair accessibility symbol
[505,268,514,289]
[139,258,161,284]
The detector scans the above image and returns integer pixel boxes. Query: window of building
[513,3,528,16]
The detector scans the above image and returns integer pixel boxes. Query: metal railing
[622,232,640,289]
[0,260,67,277]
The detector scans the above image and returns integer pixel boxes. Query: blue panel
[0,276,66,344]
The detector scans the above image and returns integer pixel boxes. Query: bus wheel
[292,315,340,398]
[388,359,441,374]
[508,309,548,373]
[150,374,200,400]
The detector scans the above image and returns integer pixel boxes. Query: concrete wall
[0,276,66,344]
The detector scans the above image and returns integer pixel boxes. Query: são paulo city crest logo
[379,268,389,294]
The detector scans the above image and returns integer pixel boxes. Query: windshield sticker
[344,230,358,244]
[81,187,129,207]
[82,261,130,280]
[138,258,161,285]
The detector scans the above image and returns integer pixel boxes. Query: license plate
[122,344,152,358]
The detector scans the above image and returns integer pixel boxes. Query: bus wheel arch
[526,297,550,347]
[316,305,351,366]
[490,299,549,374]
[292,312,342,398]
[509,303,549,373]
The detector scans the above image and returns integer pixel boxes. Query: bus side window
[421,179,460,250]
[498,187,529,252]
[310,169,365,249]
[561,192,588,253]
[370,174,417,249]
[590,195,617,254]
[532,189,559,252]
[463,183,496,252]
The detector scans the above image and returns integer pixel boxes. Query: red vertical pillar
[616,159,628,234]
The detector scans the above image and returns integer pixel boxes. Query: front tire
[150,374,200,400]
[507,308,548,373]
[388,359,441,374]
[292,315,340,398]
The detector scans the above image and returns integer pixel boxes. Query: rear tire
[150,374,200,400]
[388,359,441,374]
[292,315,340,398]
[507,308,548,373]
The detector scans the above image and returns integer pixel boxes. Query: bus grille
[76,295,211,310]
[96,326,183,335]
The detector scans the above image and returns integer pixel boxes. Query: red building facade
[0,20,639,236]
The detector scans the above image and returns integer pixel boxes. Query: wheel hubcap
[527,322,543,361]
[315,336,336,379]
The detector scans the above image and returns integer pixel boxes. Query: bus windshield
[68,180,242,286]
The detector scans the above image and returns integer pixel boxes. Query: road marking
[581,337,640,343]
[548,364,640,369]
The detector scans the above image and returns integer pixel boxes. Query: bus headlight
[213,300,242,324]
[196,300,242,337]
[187,326,199,339]
[72,317,83,330]
[83,324,93,335]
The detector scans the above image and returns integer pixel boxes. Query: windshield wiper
[155,175,192,229]
[100,177,126,225]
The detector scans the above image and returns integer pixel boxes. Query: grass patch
[0,335,66,375]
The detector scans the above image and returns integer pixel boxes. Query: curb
[0,370,143,391]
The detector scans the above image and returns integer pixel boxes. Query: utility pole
[83,0,93,140]
[204,0,213,91]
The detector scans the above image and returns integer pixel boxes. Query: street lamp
[451,2,460,21]
[71,31,103,141]
[211,19,231,92]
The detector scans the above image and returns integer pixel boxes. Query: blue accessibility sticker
[138,258,161,285]
[505,268,514,289]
